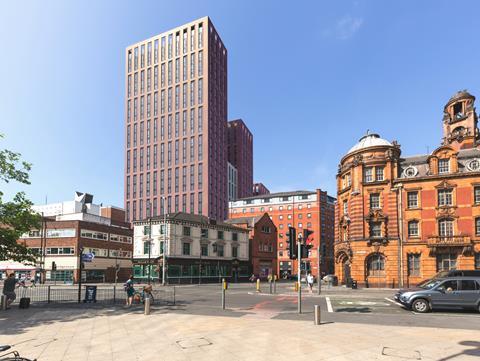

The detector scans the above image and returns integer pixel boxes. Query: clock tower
[442,90,478,150]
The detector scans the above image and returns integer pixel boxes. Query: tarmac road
[164,281,480,330]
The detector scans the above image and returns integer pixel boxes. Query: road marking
[338,300,389,306]
[326,297,333,313]
[384,297,404,307]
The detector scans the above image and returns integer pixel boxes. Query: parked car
[394,277,480,313]
[434,270,480,278]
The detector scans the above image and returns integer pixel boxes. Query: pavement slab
[2,305,480,361]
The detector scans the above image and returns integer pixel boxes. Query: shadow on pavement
[0,303,172,335]
[438,341,480,361]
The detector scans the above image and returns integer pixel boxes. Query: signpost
[81,253,95,263]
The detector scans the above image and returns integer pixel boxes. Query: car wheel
[412,298,430,313]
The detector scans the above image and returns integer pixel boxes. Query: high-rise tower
[124,17,228,222]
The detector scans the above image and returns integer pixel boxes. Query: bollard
[269,280,272,294]
[221,278,226,310]
[113,286,116,304]
[273,275,277,294]
[294,281,299,292]
[314,304,321,325]
[256,278,261,292]
[173,286,176,305]
[47,285,51,304]
[144,297,151,315]
[1,295,6,310]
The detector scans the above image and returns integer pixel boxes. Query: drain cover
[382,347,421,360]
[176,337,212,349]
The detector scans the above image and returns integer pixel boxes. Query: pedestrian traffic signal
[51,261,57,271]
[301,229,314,258]
[301,244,313,258]
[287,226,297,260]
[303,229,314,243]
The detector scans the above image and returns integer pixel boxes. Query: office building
[125,17,228,223]
[229,189,336,277]
[227,119,253,199]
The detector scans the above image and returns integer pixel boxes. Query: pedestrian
[307,272,314,293]
[2,273,17,309]
[124,275,135,306]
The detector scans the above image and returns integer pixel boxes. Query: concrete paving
[1,305,480,361]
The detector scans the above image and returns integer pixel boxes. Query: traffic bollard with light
[222,278,227,310]
[273,275,277,294]
[269,279,272,294]
[256,278,261,292]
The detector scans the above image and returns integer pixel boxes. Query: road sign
[81,253,95,262]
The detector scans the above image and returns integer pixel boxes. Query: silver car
[394,277,480,313]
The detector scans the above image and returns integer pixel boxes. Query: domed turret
[347,132,393,155]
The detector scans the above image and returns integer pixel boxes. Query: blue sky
[1,0,480,207]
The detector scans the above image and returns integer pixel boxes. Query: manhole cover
[382,347,421,360]
[176,337,212,349]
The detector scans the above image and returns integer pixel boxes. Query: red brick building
[229,189,336,278]
[227,119,253,199]
[226,213,277,279]
[9,194,133,283]
[335,90,480,287]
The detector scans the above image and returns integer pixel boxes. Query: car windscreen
[418,279,442,290]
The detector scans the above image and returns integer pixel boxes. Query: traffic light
[287,226,297,259]
[303,229,314,243]
[301,229,314,258]
[51,261,57,271]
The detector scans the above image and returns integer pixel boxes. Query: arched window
[438,218,454,237]
[366,253,385,277]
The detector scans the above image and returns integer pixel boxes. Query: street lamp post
[147,217,152,285]
[114,247,122,288]
[161,197,167,286]
[297,233,303,314]
[199,246,202,285]
[78,247,84,303]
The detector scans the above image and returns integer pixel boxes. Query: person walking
[124,275,135,306]
[2,273,17,309]
[307,272,314,293]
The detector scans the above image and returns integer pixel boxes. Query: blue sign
[81,253,95,262]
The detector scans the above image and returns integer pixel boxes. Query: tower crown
[442,90,478,150]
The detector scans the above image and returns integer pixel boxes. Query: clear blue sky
[1,0,480,207]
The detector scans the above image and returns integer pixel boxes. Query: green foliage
[0,134,40,263]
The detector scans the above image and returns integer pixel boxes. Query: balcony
[427,235,472,247]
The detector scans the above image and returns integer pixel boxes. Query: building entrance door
[342,261,351,284]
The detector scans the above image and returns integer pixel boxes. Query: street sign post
[81,253,95,263]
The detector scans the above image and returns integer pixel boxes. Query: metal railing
[9,285,175,306]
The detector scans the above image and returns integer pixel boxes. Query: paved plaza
[1,283,480,360]
[1,304,480,361]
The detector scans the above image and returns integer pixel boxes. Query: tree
[0,134,40,263]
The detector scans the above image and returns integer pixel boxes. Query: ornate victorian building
[335,90,480,287]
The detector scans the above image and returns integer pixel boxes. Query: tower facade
[227,119,253,199]
[442,90,478,150]
[124,17,228,223]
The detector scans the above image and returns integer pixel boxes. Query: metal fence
[9,285,175,306]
